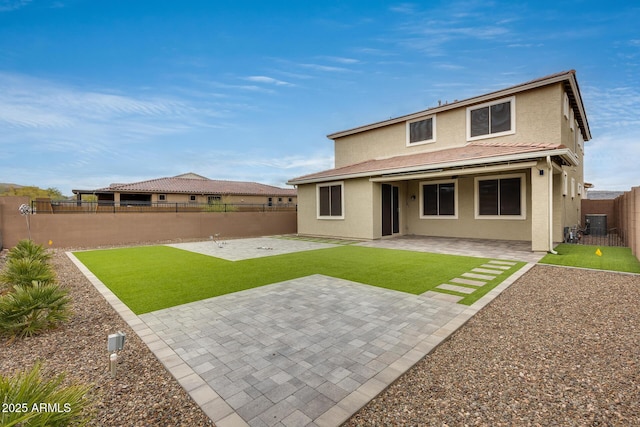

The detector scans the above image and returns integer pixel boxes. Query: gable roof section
[288,142,575,185]
[328,70,591,142]
[78,174,296,196]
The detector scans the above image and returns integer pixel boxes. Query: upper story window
[406,116,435,146]
[467,96,516,141]
[158,194,166,201]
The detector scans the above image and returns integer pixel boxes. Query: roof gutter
[370,161,538,182]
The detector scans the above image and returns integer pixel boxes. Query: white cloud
[0,72,237,194]
[319,56,361,64]
[0,0,31,12]
[298,63,352,73]
[244,75,293,86]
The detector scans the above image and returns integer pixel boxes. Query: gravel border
[346,265,640,426]
[0,249,214,426]
[3,247,639,426]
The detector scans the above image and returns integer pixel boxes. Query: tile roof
[586,190,625,200]
[85,174,297,196]
[289,142,570,184]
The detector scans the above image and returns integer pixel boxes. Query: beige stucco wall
[301,82,588,250]
[530,160,552,251]
[334,84,565,167]
[296,179,376,240]
[405,170,533,241]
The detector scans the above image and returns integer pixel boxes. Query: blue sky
[1,0,638,196]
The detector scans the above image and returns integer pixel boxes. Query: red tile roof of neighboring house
[77,174,297,196]
[288,142,573,184]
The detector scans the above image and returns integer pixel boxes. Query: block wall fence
[582,186,640,259]
[0,196,297,249]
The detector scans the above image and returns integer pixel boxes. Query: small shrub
[0,258,57,288]
[0,361,92,426]
[0,282,71,339]
[203,198,238,212]
[7,240,52,263]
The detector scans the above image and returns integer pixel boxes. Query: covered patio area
[357,235,546,263]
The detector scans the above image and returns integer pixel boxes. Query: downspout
[547,155,558,254]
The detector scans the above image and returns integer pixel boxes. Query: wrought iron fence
[564,225,627,247]
[31,200,297,214]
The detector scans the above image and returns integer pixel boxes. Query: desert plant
[0,282,71,339]
[203,197,238,212]
[0,258,56,288]
[6,239,52,263]
[0,361,92,426]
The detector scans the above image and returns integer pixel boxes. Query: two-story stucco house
[288,70,591,252]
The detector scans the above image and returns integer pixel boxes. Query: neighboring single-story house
[288,70,591,252]
[73,173,297,207]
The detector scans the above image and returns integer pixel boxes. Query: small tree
[0,258,57,288]
[7,239,52,263]
[0,282,71,339]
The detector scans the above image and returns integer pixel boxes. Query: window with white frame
[317,182,344,219]
[475,173,526,219]
[189,195,197,202]
[563,93,570,119]
[158,194,166,201]
[420,180,457,218]
[407,116,435,146]
[467,97,515,141]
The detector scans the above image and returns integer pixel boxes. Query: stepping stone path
[431,260,518,302]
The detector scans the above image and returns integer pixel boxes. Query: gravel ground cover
[0,249,213,427]
[3,245,639,427]
[346,265,640,426]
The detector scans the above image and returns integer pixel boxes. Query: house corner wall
[530,162,550,252]
[296,179,376,240]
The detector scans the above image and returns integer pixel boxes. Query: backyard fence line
[0,196,297,249]
[32,199,297,214]
[581,185,639,259]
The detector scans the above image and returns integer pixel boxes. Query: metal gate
[564,214,627,247]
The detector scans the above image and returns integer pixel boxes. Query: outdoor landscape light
[107,331,126,378]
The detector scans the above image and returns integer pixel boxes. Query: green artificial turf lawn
[73,245,524,314]
[540,244,640,273]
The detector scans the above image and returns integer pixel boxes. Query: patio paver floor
[69,236,540,427]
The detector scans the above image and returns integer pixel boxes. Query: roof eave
[288,148,577,185]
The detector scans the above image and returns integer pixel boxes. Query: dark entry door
[382,184,399,236]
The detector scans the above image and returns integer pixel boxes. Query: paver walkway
[69,236,538,427]
[358,235,545,263]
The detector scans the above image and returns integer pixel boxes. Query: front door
[382,184,399,236]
